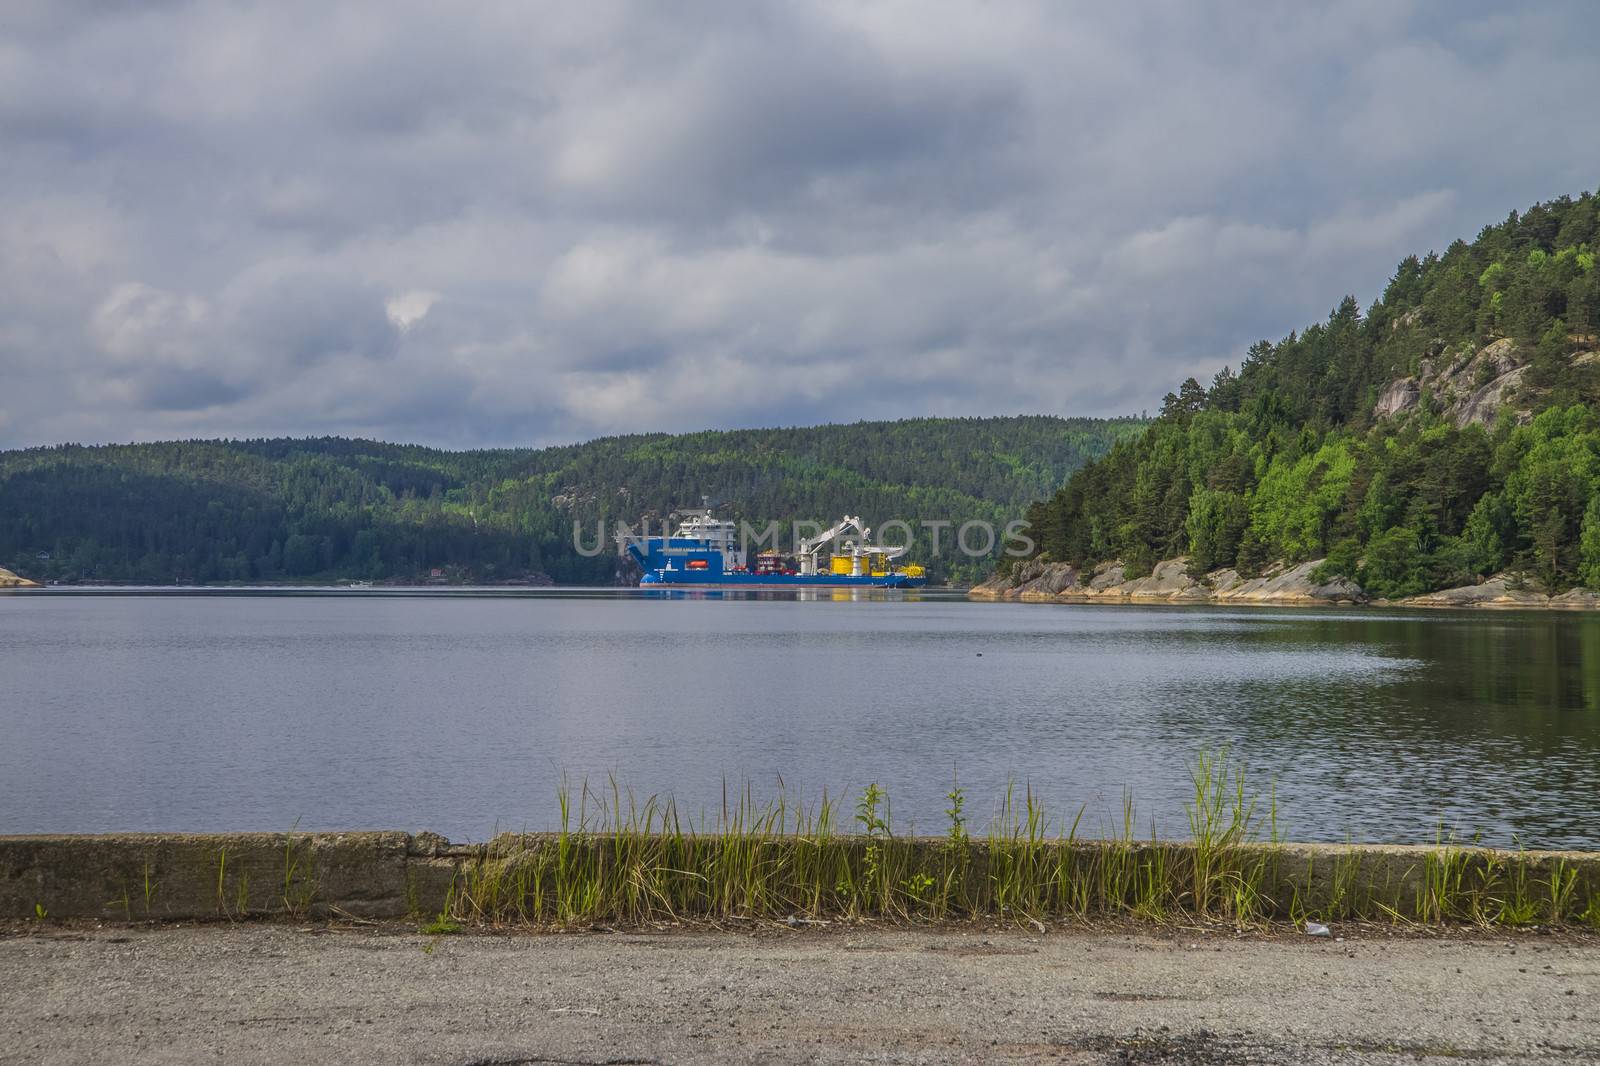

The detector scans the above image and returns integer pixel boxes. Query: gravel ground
[1,922,1597,1064]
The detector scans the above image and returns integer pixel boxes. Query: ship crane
[795,515,909,576]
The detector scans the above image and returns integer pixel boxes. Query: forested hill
[1020,190,1600,598]
[0,416,1143,586]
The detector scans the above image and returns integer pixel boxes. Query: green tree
[1358,525,1428,598]
[1013,189,1600,598]
[1184,488,1249,573]
[1459,492,1508,577]
[1580,495,1600,589]
[282,534,322,577]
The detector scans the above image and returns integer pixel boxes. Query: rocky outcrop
[1373,334,1600,429]
[1209,561,1365,605]
[1452,363,1527,427]
[1393,574,1546,610]
[0,567,41,589]
[1373,337,1530,428]
[1396,575,1600,611]
[970,557,1364,607]
[1373,377,1421,419]
[972,558,1600,611]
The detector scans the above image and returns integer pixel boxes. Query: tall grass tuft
[419,756,1598,933]
[1185,749,1274,923]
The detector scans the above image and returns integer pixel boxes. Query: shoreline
[969,556,1600,612]
[5,830,1597,929]
[1,581,974,596]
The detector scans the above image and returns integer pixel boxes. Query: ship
[620,509,927,588]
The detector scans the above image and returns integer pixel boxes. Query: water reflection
[0,593,1596,848]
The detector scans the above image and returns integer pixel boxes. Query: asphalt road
[2,922,1597,1064]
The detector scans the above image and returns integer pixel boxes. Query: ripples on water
[0,589,1596,848]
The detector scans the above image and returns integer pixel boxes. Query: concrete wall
[3,832,1597,924]
[0,832,427,921]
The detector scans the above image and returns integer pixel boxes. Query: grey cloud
[541,13,1026,224]
[133,369,252,413]
[75,273,399,424]
[1,1,1598,449]
[222,273,399,370]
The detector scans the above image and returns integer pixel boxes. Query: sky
[2,1,1598,450]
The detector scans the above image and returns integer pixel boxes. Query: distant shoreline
[6,572,986,594]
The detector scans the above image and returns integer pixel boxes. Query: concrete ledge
[3,832,1597,924]
[0,832,414,921]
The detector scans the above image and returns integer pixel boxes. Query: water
[2,590,1598,849]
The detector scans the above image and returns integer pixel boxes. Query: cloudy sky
[2,1,1597,449]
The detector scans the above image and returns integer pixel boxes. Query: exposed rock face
[1372,337,1530,427]
[971,559,1600,611]
[1452,365,1527,426]
[1209,561,1365,605]
[1551,587,1600,609]
[970,557,1364,607]
[0,567,42,588]
[1395,575,1547,609]
[1373,377,1420,419]
[1398,576,1600,610]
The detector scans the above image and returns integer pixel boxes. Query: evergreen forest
[1021,191,1600,597]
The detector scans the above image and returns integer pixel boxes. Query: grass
[418,754,1600,932]
[281,825,317,917]
[420,912,463,936]
[215,847,230,920]
[58,754,1589,931]
[1583,890,1600,929]
[180,831,321,922]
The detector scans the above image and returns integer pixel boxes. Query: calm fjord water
[1,591,1597,848]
